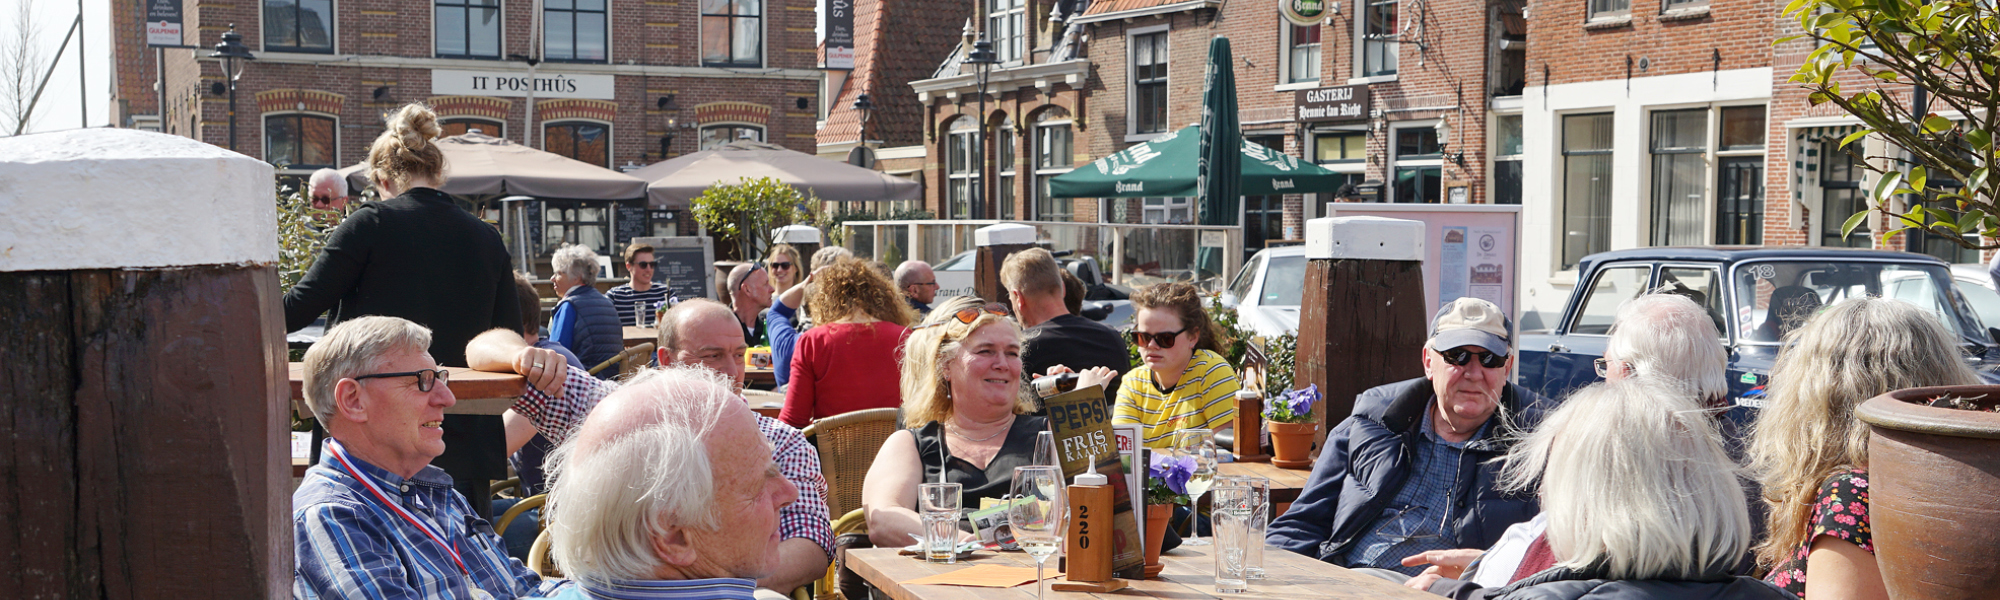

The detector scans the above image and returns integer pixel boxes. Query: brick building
[814,0,971,215]
[110,0,822,271]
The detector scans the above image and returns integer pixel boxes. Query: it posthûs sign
[431,69,617,100]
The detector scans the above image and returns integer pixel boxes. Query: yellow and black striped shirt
[1113,349,1241,449]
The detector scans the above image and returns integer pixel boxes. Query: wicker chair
[798,408,900,519]
[528,529,562,578]
[494,493,545,536]
[588,342,656,378]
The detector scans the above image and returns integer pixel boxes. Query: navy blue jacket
[552,284,624,375]
[1266,376,1550,564]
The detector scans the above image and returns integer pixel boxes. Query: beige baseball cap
[1428,297,1513,356]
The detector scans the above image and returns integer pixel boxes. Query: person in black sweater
[284,102,520,517]
[1002,248,1132,406]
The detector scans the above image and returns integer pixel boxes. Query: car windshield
[1732,260,1985,344]
[1261,255,1306,307]
[936,250,975,271]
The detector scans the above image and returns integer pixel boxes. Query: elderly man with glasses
[293,316,569,600]
[1267,298,1552,579]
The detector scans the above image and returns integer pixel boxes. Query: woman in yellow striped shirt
[1114,282,1241,449]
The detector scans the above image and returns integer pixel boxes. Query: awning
[1049,125,1349,198]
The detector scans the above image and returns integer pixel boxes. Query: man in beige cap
[1267,297,1551,578]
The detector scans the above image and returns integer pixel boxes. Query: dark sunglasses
[632,260,658,268]
[913,304,1012,330]
[768,261,794,271]
[1129,328,1190,349]
[1439,348,1508,369]
[353,368,451,392]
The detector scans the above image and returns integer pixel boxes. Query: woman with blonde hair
[860,295,1115,547]
[282,102,523,515]
[777,257,916,427]
[765,243,803,300]
[1749,297,1978,599]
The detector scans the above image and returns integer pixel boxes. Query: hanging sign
[146,0,184,46]
[824,0,855,69]
[1295,84,1369,123]
[1279,0,1328,26]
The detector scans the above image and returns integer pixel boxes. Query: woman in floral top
[1747,298,1978,599]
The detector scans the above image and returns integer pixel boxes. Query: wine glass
[1009,466,1067,600]
[1032,430,1059,468]
[1176,428,1218,546]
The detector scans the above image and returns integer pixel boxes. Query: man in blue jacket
[1266,297,1550,577]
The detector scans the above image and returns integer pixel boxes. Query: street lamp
[851,93,877,143]
[1433,116,1465,168]
[209,24,255,153]
[963,28,999,220]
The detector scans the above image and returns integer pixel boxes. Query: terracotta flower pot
[1856,385,2000,600]
[1268,421,1319,469]
[1143,503,1172,579]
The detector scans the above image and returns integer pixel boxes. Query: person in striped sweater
[605,243,672,327]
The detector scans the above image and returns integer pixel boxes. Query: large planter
[1143,504,1173,579]
[1268,421,1319,469]
[1856,385,2000,600]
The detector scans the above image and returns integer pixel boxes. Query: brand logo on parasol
[1271,179,1295,190]
[1116,182,1145,193]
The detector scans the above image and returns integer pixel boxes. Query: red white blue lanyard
[327,440,471,576]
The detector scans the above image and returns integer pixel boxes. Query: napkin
[902,565,1050,588]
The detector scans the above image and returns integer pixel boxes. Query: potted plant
[1264,384,1321,468]
[1142,452,1194,578]
[1856,385,2000,600]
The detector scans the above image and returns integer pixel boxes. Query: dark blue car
[1516,247,2000,418]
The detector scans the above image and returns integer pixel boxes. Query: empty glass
[1216,474,1270,579]
[1009,466,1067,600]
[1176,428,1218,546]
[1032,430,1059,468]
[1210,485,1254,593]
[918,482,963,563]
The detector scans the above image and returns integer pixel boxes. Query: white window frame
[432,0,505,59]
[697,122,765,150]
[1588,0,1632,21]
[946,116,980,220]
[1128,25,1171,137]
[1033,113,1075,221]
[542,118,616,167]
[1663,0,1707,12]
[260,0,337,53]
[1640,103,1768,246]
[1280,22,1322,86]
[1488,112,1524,205]
[987,0,1026,66]
[1142,197,1192,224]
[996,117,1017,220]
[1560,111,1617,272]
[1388,121,1442,203]
[700,0,766,68]
[261,111,342,173]
[1355,0,1398,79]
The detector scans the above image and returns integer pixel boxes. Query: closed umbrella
[632,141,921,209]
[338,132,648,200]
[1195,36,1241,279]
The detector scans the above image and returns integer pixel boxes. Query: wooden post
[1295,217,1428,449]
[0,129,291,598]
[973,223,1036,304]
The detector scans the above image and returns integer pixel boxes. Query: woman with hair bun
[283,102,524,516]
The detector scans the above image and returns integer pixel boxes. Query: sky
[4,0,119,135]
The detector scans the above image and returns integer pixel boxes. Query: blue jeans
[490,498,541,561]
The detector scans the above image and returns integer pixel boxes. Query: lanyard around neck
[327,440,470,576]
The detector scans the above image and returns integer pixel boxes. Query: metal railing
[840,220,1245,292]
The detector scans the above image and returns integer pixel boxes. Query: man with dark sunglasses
[1268,297,1550,581]
[607,243,673,327]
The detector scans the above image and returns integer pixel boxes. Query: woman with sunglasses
[765,244,803,303]
[861,296,1116,547]
[1114,282,1242,449]
[778,257,916,428]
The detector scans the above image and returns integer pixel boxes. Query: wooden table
[1218,461,1313,506]
[743,389,785,419]
[846,542,1433,600]
[624,326,657,348]
[287,363,526,416]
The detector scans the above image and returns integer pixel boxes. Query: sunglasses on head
[1438,347,1508,369]
[352,368,452,392]
[1129,328,1190,349]
[913,304,1012,330]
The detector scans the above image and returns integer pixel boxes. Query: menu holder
[1042,387,1145,579]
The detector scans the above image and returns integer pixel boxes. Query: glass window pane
[1394,166,1440,203]
[1396,127,1437,156]
[436,7,467,56]
[1721,105,1767,151]
[546,11,574,59]
[471,8,501,56]
[548,0,572,9]
[1571,265,1650,334]
[264,0,294,48]
[736,0,761,15]
[301,0,333,49]
[579,13,606,60]
[1650,152,1706,245]
[702,16,730,63]
[1564,153,1614,268]
[1564,113,1613,151]
[265,116,298,166]
[1650,109,1707,151]
[302,116,335,167]
[702,0,730,12]
[1496,115,1523,156]
[734,16,762,63]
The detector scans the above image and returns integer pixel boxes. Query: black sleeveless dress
[911,415,1050,506]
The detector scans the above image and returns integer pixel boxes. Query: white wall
[1516,67,1772,331]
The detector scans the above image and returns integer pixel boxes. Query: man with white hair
[548,243,623,376]
[466,298,832,600]
[724,263,774,346]
[308,168,352,212]
[293,316,568,600]
[527,365,799,599]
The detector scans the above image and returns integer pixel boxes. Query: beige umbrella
[339,132,647,199]
[632,141,921,209]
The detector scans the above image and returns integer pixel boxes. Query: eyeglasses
[1438,348,1508,369]
[1129,328,1190,349]
[632,261,657,268]
[352,368,451,392]
[913,281,938,287]
[1593,357,1633,378]
[913,304,1012,330]
[768,261,794,271]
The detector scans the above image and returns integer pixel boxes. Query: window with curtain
[988,0,1025,64]
[264,0,333,52]
[435,0,501,58]
[545,0,608,62]
[1563,113,1615,270]
[699,124,763,150]
[441,117,504,138]
[543,200,612,257]
[702,0,762,67]
[1287,24,1321,84]
[1589,0,1630,19]
[1649,109,1707,246]
[1034,112,1073,221]
[1361,0,1397,77]
[1392,126,1441,203]
[947,117,980,220]
[265,114,337,170]
[1133,32,1169,134]
[545,121,611,168]
[997,120,1016,220]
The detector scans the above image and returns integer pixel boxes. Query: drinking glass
[1009,466,1067,600]
[1216,475,1270,579]
[918,482,963,564]
[1210,485,1254,593]
[1032,430,1059,468]
[1176,428,1218,546]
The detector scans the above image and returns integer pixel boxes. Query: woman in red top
[780,257,917,428]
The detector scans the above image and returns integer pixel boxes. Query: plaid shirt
[1338,407,1481,574]
[512,365,834,558]
[294,440,573,600]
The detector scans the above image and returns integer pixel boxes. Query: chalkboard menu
[633,236,715,301]
[526,199,545,256]
[613,201,649,250]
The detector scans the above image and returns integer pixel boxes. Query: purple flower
[1262,384,1322,423]
[1150,452,1195,497]
[1286,384,1321,416]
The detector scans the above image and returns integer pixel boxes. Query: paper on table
[901,564,1049,588]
